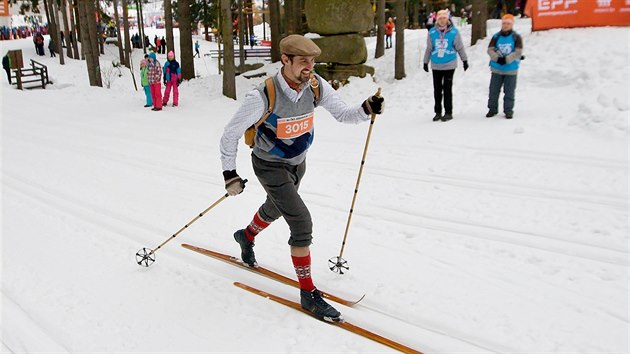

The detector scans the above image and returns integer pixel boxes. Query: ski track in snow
[2,20,629,353]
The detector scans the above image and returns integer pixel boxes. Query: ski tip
[352,293,367,306]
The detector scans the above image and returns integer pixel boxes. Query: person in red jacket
[384,17,395,49]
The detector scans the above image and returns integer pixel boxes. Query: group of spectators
[1,24,48,41]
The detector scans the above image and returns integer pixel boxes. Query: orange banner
[527,0,630,31]
[0,0,9,17]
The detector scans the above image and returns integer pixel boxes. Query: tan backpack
[244,74,321,148]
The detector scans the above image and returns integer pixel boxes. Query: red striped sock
[292,254,315,292]
[244,212,271,241]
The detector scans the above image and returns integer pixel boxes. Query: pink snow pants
[163,76,179,106]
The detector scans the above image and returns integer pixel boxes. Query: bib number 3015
[276,113,314,140]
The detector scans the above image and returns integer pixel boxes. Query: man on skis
[219,34,384,322]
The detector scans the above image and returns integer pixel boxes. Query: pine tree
[268,0,281,62]
[394,0,406,80]
[78,0,102,86]
[471,0,487,45]
[165,0,175,53]
[375,0,385,59]
[178,0,195,79]
[220,0,236,98]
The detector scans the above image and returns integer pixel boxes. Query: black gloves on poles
[423,63,429,72]
[362,95,385,115]
[463,61,469,71]
[223,170,246,196]
[497,56,507,65]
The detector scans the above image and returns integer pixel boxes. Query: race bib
[276,113,314,140]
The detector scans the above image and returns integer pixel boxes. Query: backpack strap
[309,73,321,107]
[254,77,276,129]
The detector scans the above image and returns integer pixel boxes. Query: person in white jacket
[219,34,384,323]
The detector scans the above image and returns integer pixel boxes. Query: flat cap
[280,35,322,57]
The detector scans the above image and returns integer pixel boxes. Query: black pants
[4,67,11,84]
[252,154,312,247]
[432,69,455,115]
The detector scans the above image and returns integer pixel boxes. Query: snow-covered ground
[1,19,628,353]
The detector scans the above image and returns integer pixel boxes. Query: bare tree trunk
[137,0,146,53]
[220,0,236,99]
[72,0,83,60]
[52,0,65,64]
[412,0,419,28]
[112,0,125,66]
[122,0,131,67]
[471,0,487,45]
[61,0,73,58]
[269,0,281,62]
[165,0,175,53]
[394,0,405,80]
[96,0,104,55]
[178,0,195,79]
[79,0,102,86]
[375,0,385,59]
[284,0,301,35]
[46,0,65,64]
[43,0,51,27]
[203,0,210,41]
[69,0,80,59]
[237,0,244,70]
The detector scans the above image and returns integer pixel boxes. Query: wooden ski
[181,243,364,307]
[234,282,423,354]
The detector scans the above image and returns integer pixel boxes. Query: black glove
[177,78,182,86]
[423,63,429,72]
[223,170,246,196]
[463,61,469,71]
[362,95,385,115]
[497,56,507,65]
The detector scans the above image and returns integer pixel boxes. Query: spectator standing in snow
[147,52,163,111]
[423,10,468,122]
[384,17,395,49]
[486,14,523,119]
[140,57,153,107]
[219,34,384,323]
[194,40,200,58]
[161,37,167,54]
[34,33,45,56]
[3,53,11,84]
[48,37,56,57]
[162,50,181,107]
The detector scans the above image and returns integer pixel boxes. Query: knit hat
[148,52,156,60]
[167,50,175,59]
[140,59,147,67]
[279,35,321,57]
[437,10,449,20]
[502,14,515,23]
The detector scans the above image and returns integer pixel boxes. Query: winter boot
[300,288,342,322]
[486,111,498,118]
[432,113,442,122]
[441,113,453,122]
[505,112,513,119]
[233,229,257,267]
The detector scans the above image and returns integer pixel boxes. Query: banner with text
[527,0,630,31]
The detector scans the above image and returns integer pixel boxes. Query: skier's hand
[177,79,182,86]
[223,170,246,196]
[463,60,469,71]
[497,57,507,65]
[362,95,384,115]
[423,63,429,72]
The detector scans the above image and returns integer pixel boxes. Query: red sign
[527,0,630,30]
